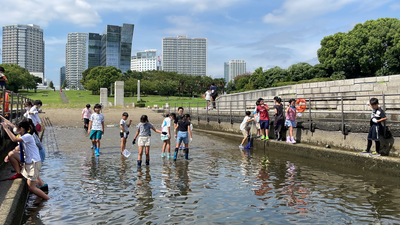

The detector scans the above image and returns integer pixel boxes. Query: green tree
[0,63,32,92]
[287,63,313,81]
[226,81,236,94]
[61,80,67,89]
[82,66,122,94]
[49,81,54,89]
[155,80,178,97]
[140,79,155,96]
[318,18,400,77]
[124,77,138,96]
[213,78,226,94]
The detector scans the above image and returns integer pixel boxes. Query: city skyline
[0,0,398,88]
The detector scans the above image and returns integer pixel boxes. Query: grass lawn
[17,90,206,108]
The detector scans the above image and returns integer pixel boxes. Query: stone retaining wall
[218,74,400,110]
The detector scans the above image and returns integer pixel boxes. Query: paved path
[59,91,69,103]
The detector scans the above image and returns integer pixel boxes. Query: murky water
[22,127,400,224]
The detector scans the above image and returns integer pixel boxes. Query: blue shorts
[285,119,296,127]
[177,131,189,144]
[259,120,269,130]
[39,148,45,163]
[90,130,103,140]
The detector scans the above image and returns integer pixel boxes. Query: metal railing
[0,90,34,122]
[161,93,400,137]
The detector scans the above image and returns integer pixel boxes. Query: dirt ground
[41,108,166,127]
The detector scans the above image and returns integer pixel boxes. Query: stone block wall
[218,74,400,111]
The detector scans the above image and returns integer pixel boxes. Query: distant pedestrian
[273,96,284,141]
[133,115,166,167]
[0,66,8,90]
[285,99,297,144]
[1,119,50,200]
[120,112,132,154]
[239,111,254,149]
[256,98,270,140]
[88,104,105,156]
[205,89,211,110]
[210,83,218,109]
[81,104,93,132]
[361,98,387,156]
[174,114,192,161]
[161,113,176,158]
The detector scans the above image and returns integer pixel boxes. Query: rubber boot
[95,148,100,156]
[185,148,189,160]
[137,160,142,167]
[286,136,291,143]
[290,136,296,144]
[274,132,278,141]
[173,148,179,161]
[146,159,150,166]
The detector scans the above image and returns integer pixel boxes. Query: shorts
[84,118,90,125]
[259,120,269,130]
[161,134,170,141]
[90,130,103,140]
[177,131,189,144]
[256,122,261,130]
[22,161,41,181]
[138,136,151,147]
[368,124,382,141]
[207,100,211,103]
[285,119,296,127]
[241,128,250,138]
[120,131,129,139]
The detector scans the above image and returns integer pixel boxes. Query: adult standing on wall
[210,83,218,110]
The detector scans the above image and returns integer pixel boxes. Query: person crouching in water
[174,114,193,161]
[161,113,176,158]
[273,96,284,141]
[285,99,297,144]
[1,119,50,200]
[361,98,387,156]
[133,115,166,167]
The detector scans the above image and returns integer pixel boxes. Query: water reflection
[20,128,400,224]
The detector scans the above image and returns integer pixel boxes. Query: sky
[0,0,399,88]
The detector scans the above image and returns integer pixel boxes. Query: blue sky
[1,0,399,88]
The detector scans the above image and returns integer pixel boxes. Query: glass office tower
[88,33,101,68]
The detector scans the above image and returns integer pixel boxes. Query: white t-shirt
[162,117,171,135]
[205,91,211,101]
[90,113,105,130]
[28,106,41,125]
[120,119,128,133]
[21,134,41,163]
[240,116,252,131]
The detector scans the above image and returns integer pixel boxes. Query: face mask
[25,107,29,110]
[13,127,19,134]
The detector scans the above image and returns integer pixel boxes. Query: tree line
[0,64,42,92]
[79,67,226,97]
[228,18,400,94]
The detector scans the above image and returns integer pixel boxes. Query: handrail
[0,90,34,122]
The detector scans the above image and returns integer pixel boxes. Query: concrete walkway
[59,91,69,103]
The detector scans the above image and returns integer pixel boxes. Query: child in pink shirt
[285,99,297,143]
[81,104,93,132]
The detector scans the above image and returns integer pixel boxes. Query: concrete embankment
[194,126,400,177]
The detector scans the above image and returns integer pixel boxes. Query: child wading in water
[88,104,105,156]
[82,104,93,132]
[161,113,176,158]
[174,114,193,161]
[1,119,50,201]
[120,112,132,154]
[361,98,387,156]
[285,99,297,144]
[253,99,261,138]
[239,111,254,148]
[273,96,284,141]
[133,115,166,167]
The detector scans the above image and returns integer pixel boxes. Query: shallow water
[22,127,400,224]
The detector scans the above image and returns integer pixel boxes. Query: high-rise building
[87,24,134,73]
[66,33,88,89]
[2,24,45,81]
[60,66,66,87]
[162,35,207,76]
[88,33,101,68]
[130,49,157,72]
[224,62,229,84]
[224,60,246,83]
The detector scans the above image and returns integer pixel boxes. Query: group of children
[83,104,193,167]
[3,99,49,203]
[239,97,386,156]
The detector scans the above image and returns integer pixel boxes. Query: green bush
[136,103,145,107]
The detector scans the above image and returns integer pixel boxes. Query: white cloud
[390,3,400,10]
[88,0,241,12]
[164,15,208,36]
[0,0,101,27]
[263,0,358,25]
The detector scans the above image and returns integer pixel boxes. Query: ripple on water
[21,128,400,224]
